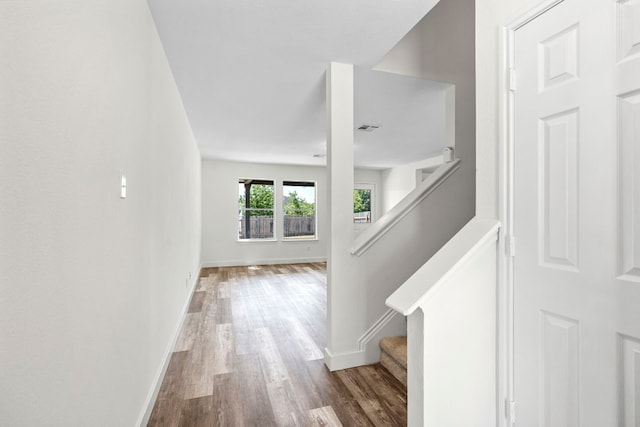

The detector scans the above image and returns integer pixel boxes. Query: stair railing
[351,158,461,256]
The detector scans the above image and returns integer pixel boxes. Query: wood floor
[148,263,407,426]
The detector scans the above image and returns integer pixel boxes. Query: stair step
[379,336,407,387]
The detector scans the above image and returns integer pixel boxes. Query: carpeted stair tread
[379,336,407,387]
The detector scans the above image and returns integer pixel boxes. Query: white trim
[201,257,327,268]
[283,178,318,240]
[281,237,320,243]
[499,3,566,426]
[238,177,277,241]
[136,267,201,427]
[323,348,373,371]
[357,309,398,351]
[354,182,376,224]
[324,309,400,371]
[497,22,515,427]
[351,159,461,256]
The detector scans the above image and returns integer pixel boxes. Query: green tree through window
[284,191,314,216]
[353,188,372,224]
[283,181,316,238]
[238,183,274,215]
[238,179,274,239]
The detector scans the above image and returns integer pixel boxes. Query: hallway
[147,264,406,426]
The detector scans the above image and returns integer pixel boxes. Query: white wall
[0,1,201,425]
[408,235,497,427]
[325,0,476,371]
[201,159,327,266]
[476,0,543,218]
[381,155,443,214]
[375,0,476,219]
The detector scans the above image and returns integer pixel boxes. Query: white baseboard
[201,256,326,268]
[324,309,405,371]
[324,347,376,371]
[136,267,201,427]
[323,344,383,372]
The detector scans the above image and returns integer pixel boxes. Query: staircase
[379,336,407,387]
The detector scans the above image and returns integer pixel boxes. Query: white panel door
[513,0,640,425]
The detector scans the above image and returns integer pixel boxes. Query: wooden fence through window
[238,215,315,239]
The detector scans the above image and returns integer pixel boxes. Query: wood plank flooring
[148,263,407,426]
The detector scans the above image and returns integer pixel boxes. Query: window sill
[236,238,319,243]
[282,237,318,242]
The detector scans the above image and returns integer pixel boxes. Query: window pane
[283,181,316,238]
[238,179,274,239]
[353,189,371,223]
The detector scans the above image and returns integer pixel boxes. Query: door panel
[539,108,579,271]
[512,0,640,425]
[619,90,640,280]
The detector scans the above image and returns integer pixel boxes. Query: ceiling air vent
[356,124,380,132]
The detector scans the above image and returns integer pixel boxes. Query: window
[283,181,316,239]
[353,186,373,224]
[238,179,274,240]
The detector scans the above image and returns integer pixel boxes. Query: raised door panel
[618,0,640,61]
[539,24,580,91]
[541,312,580,427]
[539,109,579,271]
[618,91,640,280]
[619,335,640,426]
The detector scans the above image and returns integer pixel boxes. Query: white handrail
[350,159,462,256]
[386,217,500,315]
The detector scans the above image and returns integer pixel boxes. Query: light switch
[120,175,127,199]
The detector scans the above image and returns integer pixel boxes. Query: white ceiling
[147,0,445,169]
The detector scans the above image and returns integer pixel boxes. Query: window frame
[282,180,317,241]
[353,183,375,226]
[237,178,276,241]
